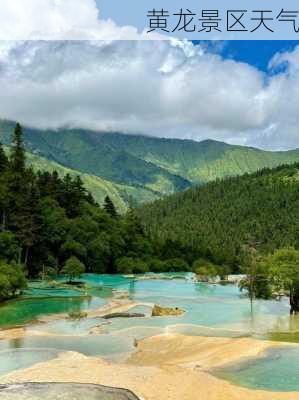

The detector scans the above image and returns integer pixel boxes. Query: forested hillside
[0,120,191,205]
[3,147,127,213]
[1,119,299,207]
[0,124,196,300]
[139,163,299,270]
[0,124,156,284]
[1,123,299,310]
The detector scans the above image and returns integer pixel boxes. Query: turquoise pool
[213,346,299,392]
[0,349,60,376]
[0,273,298,392]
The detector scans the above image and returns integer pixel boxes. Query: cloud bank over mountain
[1,39,299,150]
[0,0,298,150]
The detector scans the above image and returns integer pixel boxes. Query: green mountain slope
[26,152,128,212]
[138,163,299,268]
[0,121,191,198]
[3,146,161,213]
[2,119,299,206]
[96,133,299,183]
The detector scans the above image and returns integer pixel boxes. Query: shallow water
[1,274,297,338]
[0,296,106,328]
[0,349,60,376]
[0,273,298,392]
[28,317,108,335]
[213,346,299,392]
[0,278,113,328]
[0,334,135,357]
[92,277,295,339]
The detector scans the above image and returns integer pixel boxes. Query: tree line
[0,124,193,300]
[139,163,299,312]
[1,123,298,313]
[139,163,299,269]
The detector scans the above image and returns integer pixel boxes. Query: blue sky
[2,39,299,150]
[195,40,299,71]
[1,0,299,149]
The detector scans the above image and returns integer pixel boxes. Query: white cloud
[0,0,161,40]
[0,40,299,150]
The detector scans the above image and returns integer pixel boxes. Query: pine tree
[0,142,9,230]
[0,142,8,173]
[73,176,86,196]
[126,204,143,235]
[10,123,25,174]
[22,182,41,268]
[104,196,118,218]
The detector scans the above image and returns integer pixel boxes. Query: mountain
[97,133,299,183]
[138,163,299,268]
[1,119,299,207]
[3,146,149,213]
[0,121,191,206]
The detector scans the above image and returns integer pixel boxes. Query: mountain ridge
[1,119,299,207]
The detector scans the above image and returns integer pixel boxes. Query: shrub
[62,256,85,282]
[116,257,149,274]
[164,258,190,272]
[148,259,167,273]
[0,232,19,262]
[133,259,149,274]
[0,261,27,300]
[116,257,135,274]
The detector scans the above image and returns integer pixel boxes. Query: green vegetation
[62,256,85,283]
[0,261,27,301]
[103,196,118,218]
[68,310,88,320]
[116,257,149,274]
[139,163,299,268]
[0,124,192,301]
[0,124,156,282]
[0,120,191,206]
[235,247,299,313]
[1,122,299,313]
[2,119,299,207]
[193,260,219,281]
[238,245,272,304]
[139,164,299,312]
[25,151,128,213]
[263,248,299,314]
[3,146,130,213]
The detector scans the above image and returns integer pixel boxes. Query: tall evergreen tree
[0,142,8,173]
[22,182,41,268]
[104,196,118,218]
[0,142,9,231]
[10,123,25,174]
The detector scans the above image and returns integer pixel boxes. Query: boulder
[67,311,88,320]
[102,312,145,319]
[151,304,185,317]
[0,383,140,400]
